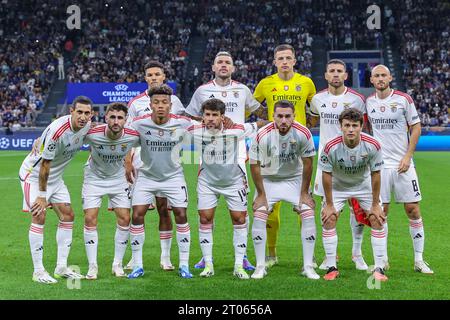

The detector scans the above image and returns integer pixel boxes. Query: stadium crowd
[0,0,448,128]
[0,1,66,129]
[392,0,449,127]
[66,0,195,86]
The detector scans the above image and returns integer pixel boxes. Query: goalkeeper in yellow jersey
[253,44,317,268]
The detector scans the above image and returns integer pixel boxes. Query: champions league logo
[115,84,129,91]
[101,83,141,103]
[0,137,10,149]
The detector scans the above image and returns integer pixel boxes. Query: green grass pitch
[0,150,449,300]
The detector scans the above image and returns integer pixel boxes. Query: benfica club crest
[121,144,127,152]
[222,91,227,97]
[390,103,397,112]
[332,102,338,108]
[284,85,289,91]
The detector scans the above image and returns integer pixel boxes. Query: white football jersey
[366,89,420,169]
[249,121,316,180]
[309,87,366,155]
[186,79,260,123]
[131,114,192,181]
[186,122,257,187]
[83,124,140,181]
[20,115,90,184]
[318,133,384,192]
[127,90,185,120]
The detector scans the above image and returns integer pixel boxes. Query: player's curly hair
[201,98,226,115]
[339,108,363,125]
[148,84,173,97]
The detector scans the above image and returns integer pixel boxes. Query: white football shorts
[381,166,422,203]
[197,178,248,212]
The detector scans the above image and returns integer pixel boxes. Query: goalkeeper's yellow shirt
[254,72,316,125]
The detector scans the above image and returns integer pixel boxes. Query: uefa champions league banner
[66,82,177,104]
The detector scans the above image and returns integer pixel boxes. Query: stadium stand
[391,0,449,127]
[66,0,195,85]
[0,1,66,128]
[0,1,447,127]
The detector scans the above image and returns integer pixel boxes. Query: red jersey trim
[361,134,381,150]
[87,124,106,134]
[124,128,140,136]
[132,113,152,122]
[324,136,343,154]
[393,90,414,104]
[52,120,71,141]
[292,123,312,140]
[347,88,366,103]
[169,114,191,121]
[187,124,205,132]
[256,123,275,142]
[127,91,147,107]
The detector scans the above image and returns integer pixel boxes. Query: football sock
[56,221,73,269]
[114,224,129,265]
[199,223,213,264]
[233,222,248,266]
[29,223,45,272]
[130,224,145,269]
[350,209,364,257]
[409,218,424,262]
[159,230,172,263]
[252,208,268,268]
[176,223,191,267]
[83,225,98,265]
[300,209,316,268]
[371,228,387,269]
[322,227,338,268]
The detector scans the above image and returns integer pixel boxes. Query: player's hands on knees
[321,204,337,225]
[369,204,385,225]
[398,155,411,173]
[253,194,269,212]
[31,197,47,217]
[223,116,234,129]
[300,192,315,210]
[125,162,136,184]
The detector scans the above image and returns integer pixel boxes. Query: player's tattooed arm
[321,171,338,226]
[250,161,268,210]
[300,156,315,209]
[398,122,421,173]
[369,170,385,226]
[31,159,51,216]
[124,150,136,184]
